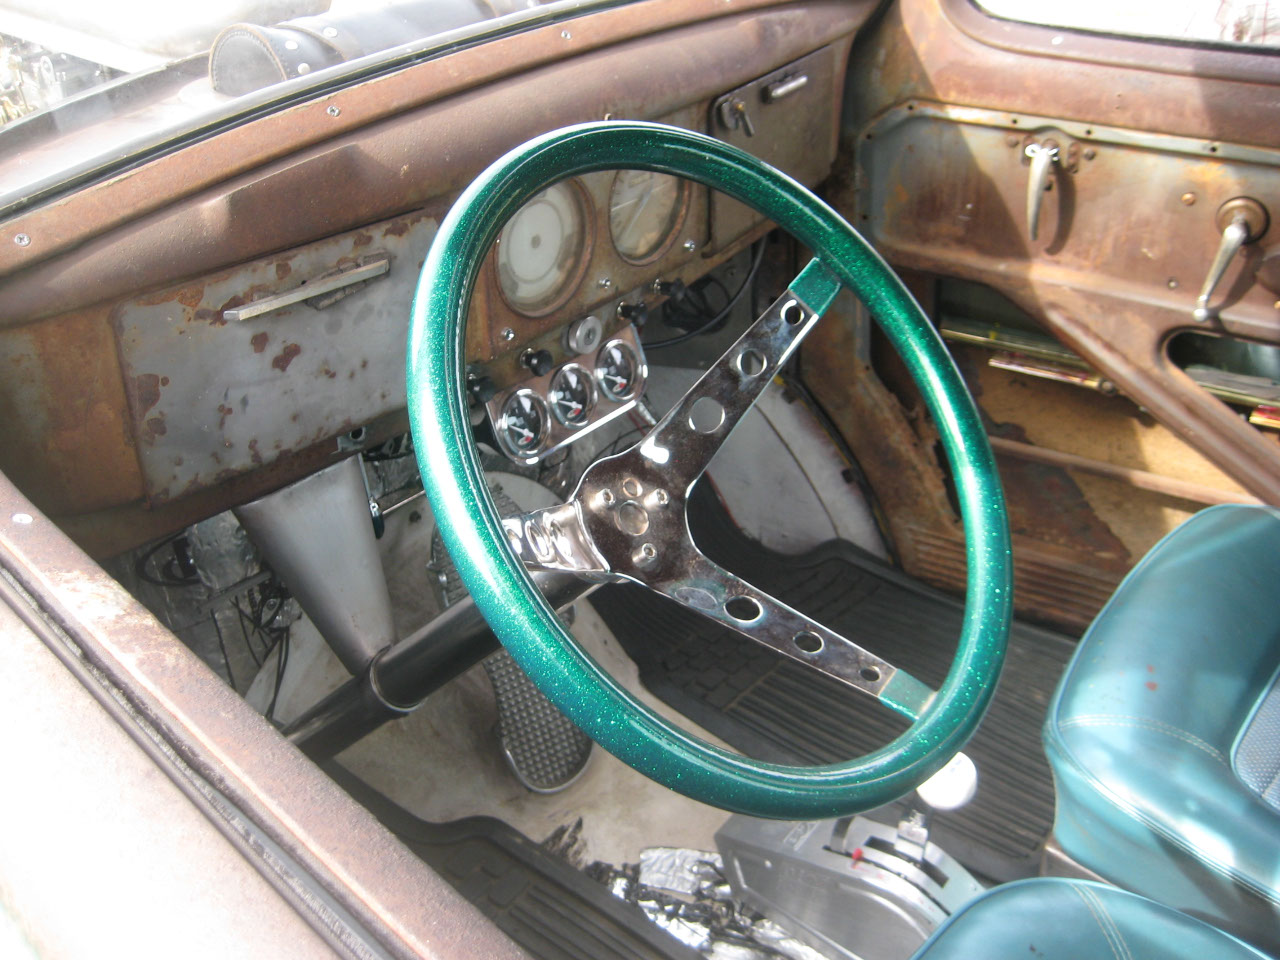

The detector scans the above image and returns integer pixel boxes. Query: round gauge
[498,389,550,457]
[596,339,642,402]
[495,181,590,316]
[608,170,687,264]
[549,363,597,428]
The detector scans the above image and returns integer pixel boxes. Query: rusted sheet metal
[802,298,1129,633]
[852,72,1280,502]
[114,211,437,504]
[0,475,529,959]
[0,307,145,516]
[0,1,872,322]
[851,0,1280,151]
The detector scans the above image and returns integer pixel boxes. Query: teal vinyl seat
[1043,504,1280,952]
[910,878,1271,959]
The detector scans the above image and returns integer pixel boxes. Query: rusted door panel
[849,0,1280,503]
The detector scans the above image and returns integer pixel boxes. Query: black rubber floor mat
[594,483,1075,883]
[327,765,700,960]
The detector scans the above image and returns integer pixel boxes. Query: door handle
[1024,140,1060,241]
[1193,197,1269,323]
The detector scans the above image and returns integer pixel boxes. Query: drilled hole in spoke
[688,397,725,434]
[794,631,823,654]
[736,348,766,378]
[860,666,882,683]
[725,596,761,622]
[780,299,805,325]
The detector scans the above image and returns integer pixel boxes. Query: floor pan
[595,483,1076,882]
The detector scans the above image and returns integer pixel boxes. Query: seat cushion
[1044,504,1280,951]
[911,879,1271,960]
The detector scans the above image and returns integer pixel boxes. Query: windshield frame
[0,0,629,219]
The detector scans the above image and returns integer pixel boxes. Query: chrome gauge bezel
[548,362,598,429]
[496,388,551,460]
[595,337,646,402]
[484,326,648,466]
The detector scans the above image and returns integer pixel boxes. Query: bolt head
[1181,192,1196,206]
[501,327,515,341]
[326,105,341,117]
[682,240,697,253]
[13,233,29,246]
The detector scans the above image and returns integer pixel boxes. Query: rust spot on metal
[275,261,292,280]
[160,376,169,386]
[384,220,412,238]
[194,308,217,324]
[176,288,203,310]
[1145,681,1158,691]
[321,366,337,379]
[146,417,167,437]
[135,374,162,415]
[272,342,301,371]
[251,332,269,353]
[361,358,368,369]
[353,232,373,248]
[217,403,233,430]
[291,412,300,422]
[248,438,263,465]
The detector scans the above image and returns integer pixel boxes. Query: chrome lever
[1024,141,1059,241]
[1193,197,1269,323]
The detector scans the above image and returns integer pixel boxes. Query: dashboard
[0,1,869,558]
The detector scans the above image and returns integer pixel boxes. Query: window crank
[1193,197,1269,322]
[1024,140,1060,241]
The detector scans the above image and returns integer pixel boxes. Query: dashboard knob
[522,348,555,377]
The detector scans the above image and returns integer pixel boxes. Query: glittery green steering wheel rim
[407,121,1011,819]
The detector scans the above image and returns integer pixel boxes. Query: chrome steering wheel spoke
[501,257,934,719]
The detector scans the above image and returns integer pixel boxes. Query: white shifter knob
[916,752,978,812]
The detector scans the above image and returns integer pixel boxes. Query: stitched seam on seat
[1080,886,1134,960]
[1073,885,1124,960]
[1058,714,1228,764]
[1051,747,1280,909]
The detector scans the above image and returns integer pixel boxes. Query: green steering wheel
[407,121,1010,819]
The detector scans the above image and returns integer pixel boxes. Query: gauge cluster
[486,325,648,465]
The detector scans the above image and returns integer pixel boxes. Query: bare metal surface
[234,457,397,675]
[0,473,530,960]
[507,283,920,704]
[114,211,437,502]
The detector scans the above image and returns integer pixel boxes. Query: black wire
[266,632,290,724]
[643,240,767,350]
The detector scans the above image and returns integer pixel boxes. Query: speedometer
[495,180,591,316]
[608,170,686,264]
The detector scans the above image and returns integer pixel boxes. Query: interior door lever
[1193,197,1269,323]
[1024,140,1060,241]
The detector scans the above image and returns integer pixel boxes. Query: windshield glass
[0,0,612,214]
[976,0,1280,47]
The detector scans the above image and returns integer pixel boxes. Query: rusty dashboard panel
[114,212,436,504]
